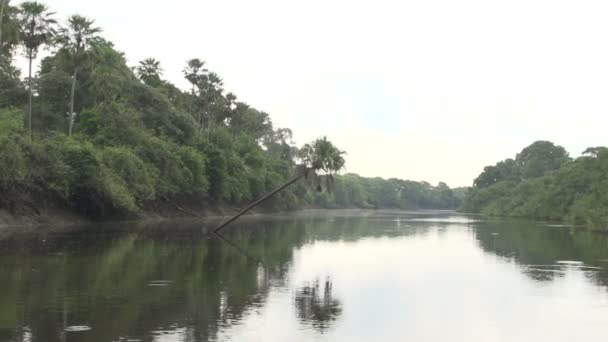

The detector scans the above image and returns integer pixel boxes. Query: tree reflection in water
[294,278,342,333]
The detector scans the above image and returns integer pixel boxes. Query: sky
[25,0,608,186]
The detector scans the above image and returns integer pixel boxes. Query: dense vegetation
[0,1,461,221]
[313,174,466,210]
[462,141,608,230]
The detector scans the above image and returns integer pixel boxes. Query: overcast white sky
[30,0,608,186]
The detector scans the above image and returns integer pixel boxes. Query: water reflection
[1,211,608,341]
[474,220,608,288]
[294,278,342,332]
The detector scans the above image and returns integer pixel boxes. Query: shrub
[136,136,190,196]
[176,146,209,194]
[0,135,27,191]
[100,146,156,202]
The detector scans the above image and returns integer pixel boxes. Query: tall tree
[182,59,226,138]
[18,1,56,139]
[183,58,206,95]
[0,0,8,52]
[136,57,162,87]
[183,58,207,133]
[55,14,101,136]
[515,141,570,179]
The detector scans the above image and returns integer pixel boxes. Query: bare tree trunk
[0,0,6,52]
[213,172,307,233]
[27,52,33,140]
[207,113,212,141]
[68,68,78,136]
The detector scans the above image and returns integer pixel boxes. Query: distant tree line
[0,1,461,219]
[462,141,608,230]
[311,174,466,210]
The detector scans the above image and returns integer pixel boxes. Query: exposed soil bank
[0,193,257,229]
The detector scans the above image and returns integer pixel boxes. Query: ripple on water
[147,280,173,287]
[556,260,584,266]
[524,262,604,273]
[65,326,92,332]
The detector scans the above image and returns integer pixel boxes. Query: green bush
[0,108,25,135]
[79,102,146,146]
[100,146,156,202]
[97,167,138,213]
[136,136,190,196]
[176,146,209,194]
[0,135,27,191]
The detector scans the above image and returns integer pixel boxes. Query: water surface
[1,210,608,341]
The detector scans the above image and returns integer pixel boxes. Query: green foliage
[299,136,345,174]
[308,173,463,210]
[0,107,23,134]
[1,0,21,57]
[515,141,570,179]
[136,136,191,196]
[0,60,27,107]
[204,145,227,200]
[0,2,465,220]
[463,141,608,231]
[79,101,146,146]
[176,145,209,194]
[100,146,155,201]
[0,134,27,190]
[18,2,56,59]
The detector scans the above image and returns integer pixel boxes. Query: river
[1,210,608,341]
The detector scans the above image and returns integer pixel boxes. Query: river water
[1,210,608,342]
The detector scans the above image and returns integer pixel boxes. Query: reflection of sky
[26,0,608,186]
[217,227,608,342]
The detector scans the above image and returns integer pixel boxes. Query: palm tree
[214,137,345,233]
[55,14,101,136]
[183,58,210,134]
[136,57,162,86]
[18,1,56,139]
[183,58,206,94]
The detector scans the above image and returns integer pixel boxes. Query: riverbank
[0,194,249,229]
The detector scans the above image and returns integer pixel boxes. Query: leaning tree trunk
[213,170,308,233]
[27,52,33,140]
[68,68,78,136]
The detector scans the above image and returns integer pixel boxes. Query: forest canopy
[462,141,608,231]
[0,1,462,219]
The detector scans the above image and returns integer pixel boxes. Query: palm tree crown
[55,14,101,64]
[18,1,56,58]
[299,136,346,174]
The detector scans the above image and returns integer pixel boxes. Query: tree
[516,141,570,179]
[183,58,226,137]
[18,1,56,139]
[582,146,608,158]
[0,0,9,53]
[0,0,17,56]
[183,58,206,94]
[0,2,19,59]
[136,58,162,87]
[214,137,346,232]
[473,158,520,188]
[0,58,27,108]
[55,14,101,136]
